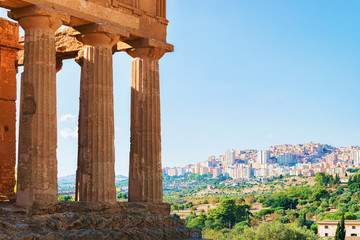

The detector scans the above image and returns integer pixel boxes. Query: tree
[209,199,237,228]
[234,221,249,233]
[245,194,255,204]
[348,173,360,186]
[171,213,180,219]
[236,197,245,204]
[315,172,336,187]
[58,195,74,201]
[334,174,341,185]
[262,193,298,210]
[241,222,319,240]
[187,213,207,230]
[116,192,128,200]
[296,212,306,228]
[348,183,360,192]
[335,214,346,240]
[209,197,217,205]
[185,202,194,208]
[310,223,318,234]
[185,213,196,225]
[324,212,356,220]
[171,204,179,211]
[340,213,346,240]
[310,188,330,202]
[235,203,252,222]
[335,222,341,240]
[206,199,252,230]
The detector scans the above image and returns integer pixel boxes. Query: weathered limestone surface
[127,45,168,203]
[1,0,169,41]
[75,24,120,203]
[17,28,83,66]
[0,202,202,239]
[0,0,188,236]
[16,28,174,67]
[0,18,21,201]
[9,6,70,206]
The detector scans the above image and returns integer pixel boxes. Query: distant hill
[58,174,76,185]
[115,175,128,181]
[58,174,128,193]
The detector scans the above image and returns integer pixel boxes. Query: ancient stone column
[75,24,119,202]
[127,46,168,203]
[9,6,69,206]
[0,18,22,201]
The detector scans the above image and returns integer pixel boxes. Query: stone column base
[0,201,202,239]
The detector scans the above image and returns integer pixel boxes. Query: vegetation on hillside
[165,171,360,239]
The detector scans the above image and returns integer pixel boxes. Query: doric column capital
[8,5,70,31]
[56,58,63,73]
[74,23,126,47]
[127,47,167,60]
[125,38,174,60]
[75,49,84,67]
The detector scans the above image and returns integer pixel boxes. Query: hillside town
[163,142,360,180]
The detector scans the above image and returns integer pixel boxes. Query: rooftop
[318,220,360,225]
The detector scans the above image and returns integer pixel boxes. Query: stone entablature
[0,0,168,41]
[16,27,174,66]
[111,0,166,19]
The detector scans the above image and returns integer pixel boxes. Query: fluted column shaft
[127,47,166,202]
[76,29,119,202]
[8,6,69,206]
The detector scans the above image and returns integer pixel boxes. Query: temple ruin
[0,0,173,206]
[0,1,203,239]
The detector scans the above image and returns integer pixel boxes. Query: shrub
[185,202,194,208]
[234,221,249,233]
[185,214,196,224]
[58,195,74,201]
[171,213,180,219]
[275,209,286,216]
[274,216,290,224]
[241,222,319,240]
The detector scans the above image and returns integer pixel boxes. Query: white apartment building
[236,164,253,179]
[354,149,360,166]
[278,153,297,165]
[254,168,269,177]
[168,168,177,176]
[257,150,270,164]
[212,167,223,178]
[225,149,235,165]
[200,161,210,167]
[200,166,210,175]
[177,167,185,176]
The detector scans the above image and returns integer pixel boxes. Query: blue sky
[1,1,360,176]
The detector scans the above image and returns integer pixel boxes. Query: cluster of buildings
[163,142,360,180]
